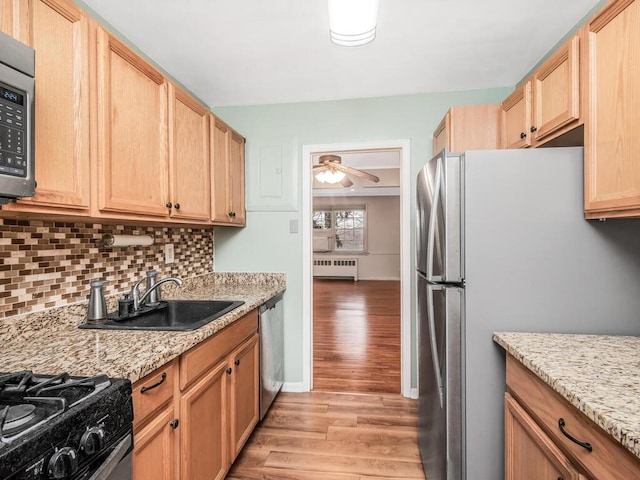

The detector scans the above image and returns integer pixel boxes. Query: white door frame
[302,139,412,397]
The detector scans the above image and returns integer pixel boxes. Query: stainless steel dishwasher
[259,293,284,419]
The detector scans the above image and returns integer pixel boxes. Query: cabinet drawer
[132,359,176,430]
[506,355,640,479]
[180,309,258,390]
[505,393,581,480]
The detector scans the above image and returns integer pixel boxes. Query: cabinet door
[228,130,246,225]
[211,118,230,223]
[501,82,532,149]
[0,0,28,42]
[168,84,210,221]
[96,27,169,217]
[432,112,450,156]
[133,406,178,480]
[531,34,580,142]
[584,0,640,217]
[505,394,581,480]
[228,334,259,460]
[180,359,229,480]
[9,0,90,212]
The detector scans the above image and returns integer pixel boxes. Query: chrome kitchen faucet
[130,271,183,311]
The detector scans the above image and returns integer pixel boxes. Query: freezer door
[416,150,463,282]
[418,274,463,480]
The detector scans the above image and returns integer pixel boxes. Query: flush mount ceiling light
[328,0,379,47]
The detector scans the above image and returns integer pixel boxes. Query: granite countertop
[0,272,285,383]
[494,332,640,460]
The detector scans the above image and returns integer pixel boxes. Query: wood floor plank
[264,451,425,478]
[276,391,383,407]
[268,401,329,414]
[245,431,420,462]
[327,403,417,419]
[262,410,358,433]
[313,279,401,395]
[254,426,327,439]
[227,467,361,480]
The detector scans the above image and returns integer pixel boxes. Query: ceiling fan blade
[332,163,380,183]
[340,177,354,188]
[313,164,328,170]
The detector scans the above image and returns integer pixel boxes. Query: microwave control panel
[0,82,26,178]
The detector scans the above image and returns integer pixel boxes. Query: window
[313,206,366,253]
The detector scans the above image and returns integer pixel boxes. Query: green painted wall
[213,88,511,388]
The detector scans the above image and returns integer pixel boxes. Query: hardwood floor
[226,391,425,480]
[313,279,401,395]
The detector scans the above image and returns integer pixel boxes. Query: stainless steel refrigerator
[416,147,640,480]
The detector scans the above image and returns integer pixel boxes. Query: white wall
[313,196,400,280]
[212,88,512,388]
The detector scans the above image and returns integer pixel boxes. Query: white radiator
[313,258,358,281]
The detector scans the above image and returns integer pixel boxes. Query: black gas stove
[0,371,133,480]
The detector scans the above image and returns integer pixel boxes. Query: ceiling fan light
[315,170,346,184]
[328,0,379,47]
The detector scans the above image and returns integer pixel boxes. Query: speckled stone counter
[0,272,285,383]
[494,332,640,460]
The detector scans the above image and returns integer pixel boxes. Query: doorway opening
[302,140,412,397]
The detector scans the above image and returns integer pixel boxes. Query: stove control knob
[80,427,105,455]
[47,447,78,479]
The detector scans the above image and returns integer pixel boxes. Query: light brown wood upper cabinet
[168,84,210,221]
[531,34,581,143]
[2,0,91,215]
[95,26,170,219]
[0,0,28,43]
[501,34,581,148]
[432,104,500,155]
[211,117,246,226]
[501,82,532,149]
[584,0,640,218]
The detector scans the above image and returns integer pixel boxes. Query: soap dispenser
[86,280,108,322]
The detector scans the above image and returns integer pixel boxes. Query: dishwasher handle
[260,293,284,313]
[88,433,132,480]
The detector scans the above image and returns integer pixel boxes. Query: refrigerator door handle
[427,283,445,409]
[426,158,442,281]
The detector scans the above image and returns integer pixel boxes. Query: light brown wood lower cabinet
[133,405,178,480]
[228,334,260,460]
[506,354,640,479]
[132,309,260,480]
[180,359,228,480]
[505,393,582,480]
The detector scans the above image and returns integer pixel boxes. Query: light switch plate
[165,243,175,264]
[289,219,298,234]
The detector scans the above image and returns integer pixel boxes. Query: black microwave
[0,30,34,205]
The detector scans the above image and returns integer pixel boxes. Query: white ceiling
[82,0,601,107]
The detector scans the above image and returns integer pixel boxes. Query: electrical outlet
[165,243,175,264]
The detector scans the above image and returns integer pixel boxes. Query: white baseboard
[410,388,418,399]
[281,382,307,393]
[357,277,402,281]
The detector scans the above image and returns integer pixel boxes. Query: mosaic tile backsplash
[0,219,214,318]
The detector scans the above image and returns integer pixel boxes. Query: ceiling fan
[313,155,380,187]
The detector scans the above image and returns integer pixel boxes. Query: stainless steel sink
[79,300,245,331]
